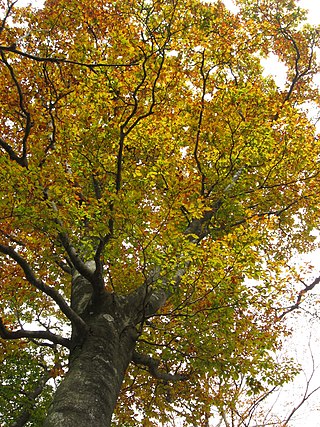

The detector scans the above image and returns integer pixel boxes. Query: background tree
[1,0,320,425]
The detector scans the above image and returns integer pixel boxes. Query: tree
[0,0,320,425]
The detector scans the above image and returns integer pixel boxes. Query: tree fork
[44,269,140,427]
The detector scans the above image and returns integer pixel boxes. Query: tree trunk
[44,308,138,426]
[43,269,140,427]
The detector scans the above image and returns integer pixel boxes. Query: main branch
[132,351,188,381]
[0,243,87,336]
[0,45,139,68]
[0,318,71,348]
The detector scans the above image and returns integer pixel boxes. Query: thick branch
[55,258,72,275]
[132,350,188,382]
[0,318,71,348]
[93,238,110,295]
[0,243,88,335]
[58,230,96,283]
[0,45,139,68]
[144,287,168,318]
[0,136,27,167]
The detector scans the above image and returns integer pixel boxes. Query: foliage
[0,0,320,425]
[0,339,57,426]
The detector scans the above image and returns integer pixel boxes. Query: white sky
[299,0,320,25]
[261,2,320,425]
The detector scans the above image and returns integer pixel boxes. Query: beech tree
[1,0,320,425]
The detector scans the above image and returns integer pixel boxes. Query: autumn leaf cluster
[1,0,320,425]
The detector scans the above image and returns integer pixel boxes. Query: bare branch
[132,350,188,382]
[57,230,96,283]
[54,258,72,275]
[279,275,320,319]
[0,45,139,68]
[0,136,28,167]
[0,243,88,336]
[282,337,320,426]
[194,49,209,196]
[0,1,18,35]
[0,318,71,348]
[279,27,315,103]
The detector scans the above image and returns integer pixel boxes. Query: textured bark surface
[44,314,137,426]
[43,268,140,427]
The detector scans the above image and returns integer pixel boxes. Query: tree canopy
[1,0,320,425]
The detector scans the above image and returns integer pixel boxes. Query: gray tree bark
[43,266,141,427]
